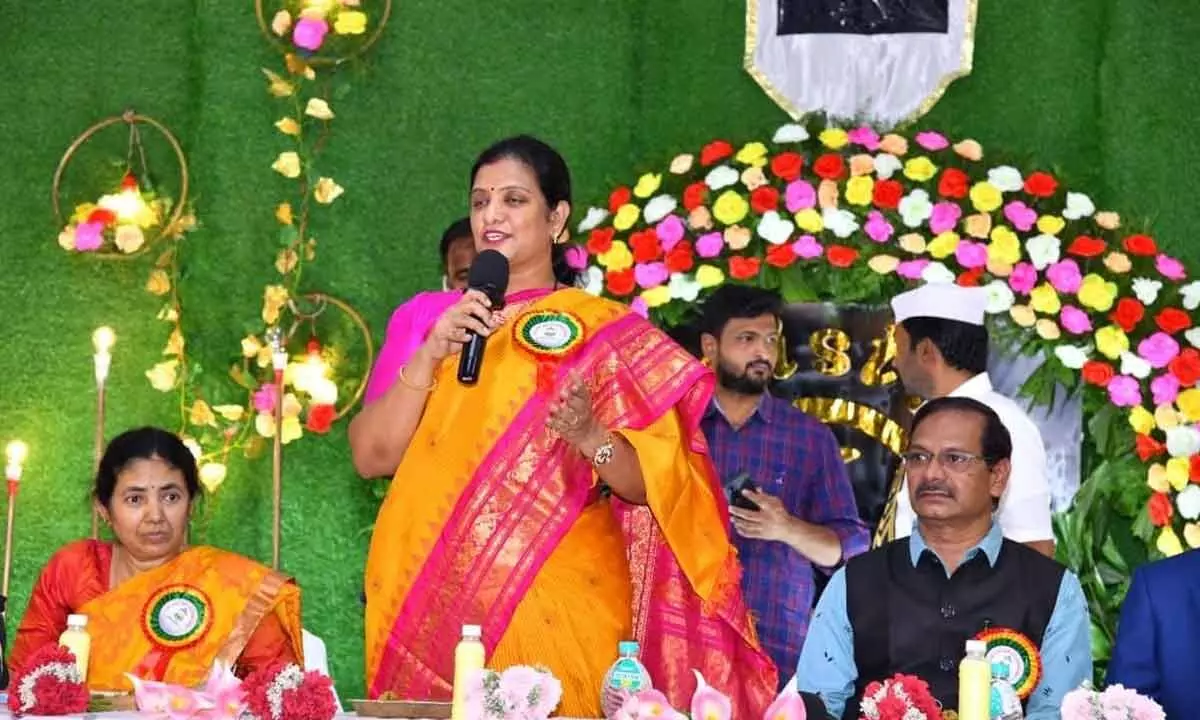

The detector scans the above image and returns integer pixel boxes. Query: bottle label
[607,660,646,691]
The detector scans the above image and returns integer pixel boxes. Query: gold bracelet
[398,365,437,392]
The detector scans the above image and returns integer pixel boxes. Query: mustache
[915,481,955,498]
[745,361,772,372]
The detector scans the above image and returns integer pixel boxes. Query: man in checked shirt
[698,286,870,683]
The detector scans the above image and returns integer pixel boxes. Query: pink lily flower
[690,670,732,720]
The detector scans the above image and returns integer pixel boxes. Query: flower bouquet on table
[6,645,89,716]
[241,662,337,720]
[1060,682,1165,720]
[466,665,563,720]
[857,673,944,720]
[613,670,812,720]
[126,661,245,720]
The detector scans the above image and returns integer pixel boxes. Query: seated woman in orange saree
[9,428,303,689]
[360,286,779,717]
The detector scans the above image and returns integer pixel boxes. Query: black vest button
[939,658,955,672]
[941,603,956,619]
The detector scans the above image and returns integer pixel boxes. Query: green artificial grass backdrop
[1,0,1198,697]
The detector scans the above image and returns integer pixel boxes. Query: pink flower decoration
[1155,253,1187,281]
[564,245,588,270]
[928,202,962,234]
[1046,259,1083,293]
[864,211,894,243]
[897,259,930,280]
[689,671,731,720]
[202,662,246,720]
[1003,201,1038,232]
[763,689,808,720]
[915,131,949,151]
[74,221,104,251]
[1151,373,1181,406]
[955,241,988,269]
[784,180,817,212]
[1008,262,1038,294]
[1059,688,1094,720]
[293,17,329,51]
[656,215,685,251]
[1138,331,1181,369]
[1059,305,1093,335]
[695,232,724,258]
[793,235,822,259]
[630,297,649,318]
[1107,375,1143,407]
[847,126,880,150]
[253,384,279,413]
[634,262,669,289]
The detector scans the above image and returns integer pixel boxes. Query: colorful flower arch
[568,122,1200,667]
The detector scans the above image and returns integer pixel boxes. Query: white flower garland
[263,664,305,720]
[17,661,81,713]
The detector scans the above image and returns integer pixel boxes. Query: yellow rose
[276,202,294,225]
[817,129,848,150]
[213,405,245,422]
[281,415,303,445]
[145,359,179,392]
[1009,305,1036,327]
[1167,457,1191,491]
[987,258,1014,278]
[696,265,725,288]
[1177,388,1200,422]
[927,232,960,259]
[275,117,301,136]
[1036,215,1066,236]
[1155,404,1181,431]
[735,142,769,166]
[313,177,344,204]
[1030,283,1062,314]
[1147,463,1170,493]
[189,400,217,428]
[333,9,367,34]
[199,463,228,493]
[712,191,749,225]
[71,203,97,223]
[868,255,899,274]
[612,203,640,231]
[1077,273,1118,312]
[845,176,874,206]
[598,240,634,271]
[271,151,301,178]
[262,285,290,324]
[969,182,1002,213]
[304,98,334,120]
[987,226,1022,266]
[794,208,823,233]
[1103,252,1132,274]
[1036,319,1061,340]
[1094,325,1129,360]
[898,233,927,254]
[1128,405,1155,435]
[1157,527,1184,558]
[903,157,938,183]
[633,173,662,199]
[642,286,671,308]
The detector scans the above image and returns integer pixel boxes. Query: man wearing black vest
[795,396,1091,719]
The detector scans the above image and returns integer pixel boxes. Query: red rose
[1169,348,1200,386]
[605,269,636,296]
[1123,234,1158,257]
[664,241,695,273]
[1081,360,1114,386]
[826,244,859,268]
[728,256,761,280]
[937,168,969,199]
[1148,492,1173,527]
[1067,235,1107,258]
[750,186,780,214]
[1023,171,1059,198]
[682,182,708,211]
[586,227,614,255]
[1156,308,1191,334]
[630,229,661,263]
[770,152,804,181]
[608,186,632,213]
[956,268,984,287]
[306,404,336,434]
[1109,297,1145,333]
[1135,433,1166,462]
[87,208,116,226]
[813,154,846,181]
[873,179,904,209]
[1191,455,1200,483]
[766,243,797,268]
[700,140,733,166]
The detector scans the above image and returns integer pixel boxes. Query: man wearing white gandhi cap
[888,283,1055,557]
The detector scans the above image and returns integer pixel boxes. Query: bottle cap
[67,614,87,628]
[965,639,986,654]
[462,624,482,638]
[618,640,639,655]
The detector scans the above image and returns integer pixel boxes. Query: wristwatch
[590,434,616,466]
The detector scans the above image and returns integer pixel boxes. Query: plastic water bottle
[957,639,991,720]
[600,641,652,717]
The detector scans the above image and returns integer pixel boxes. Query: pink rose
[253,384,278,413]
[848,126,881,150]
[1003,201,1038,232]
[564,246,588,270]
[1151,373,1181,406]
[1107,375,1143,407]
[1008,262,1038,294]
[634,262,668,289]
[784,181,816,212]
[915,131,949,151]
[1156,253,1187,281]
[74,221,104,251]
[292,17,329,51]
[897,259,930,280]
[1046,259,1083,293]
[928,202,962,234]
[655,215,685,250]
[955,241,988,269]
[695,232,724,258]
[864,211,894,243]
[630,297,649,318]
[793,235,823,259]
[1138,331,1181,369]
[1059,305,1093,335]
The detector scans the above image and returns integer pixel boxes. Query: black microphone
[457,249,510,385]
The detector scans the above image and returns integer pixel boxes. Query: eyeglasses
[900,450,989,472]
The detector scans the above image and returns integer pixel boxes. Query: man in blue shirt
[796,396,1091,718]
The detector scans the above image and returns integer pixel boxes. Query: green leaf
[229,364,258,391]
[1131,506,1156,543]
[779,268,817,302]
[279,224,300,247]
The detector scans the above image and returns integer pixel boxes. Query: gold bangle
[398,365,437,392]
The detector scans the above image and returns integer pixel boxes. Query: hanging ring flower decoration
[255,0,392,65]
[52,109,192,259]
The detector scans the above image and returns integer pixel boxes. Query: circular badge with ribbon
[142,584,213,649]
[974,626,1042,700]
[513,310,586,394]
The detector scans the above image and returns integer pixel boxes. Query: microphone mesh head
[467,249,510,303]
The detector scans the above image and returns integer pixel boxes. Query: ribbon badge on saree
[142,584,213,650]
[513,309,585,394]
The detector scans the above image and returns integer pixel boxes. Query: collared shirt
[702,393,870,678]
[795,522,1092,719]
[894,372,1053,543]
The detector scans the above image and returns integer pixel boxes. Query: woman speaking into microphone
[349,136,777,716]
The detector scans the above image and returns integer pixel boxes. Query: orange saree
[9,540,303,690]
[363,288,778,717]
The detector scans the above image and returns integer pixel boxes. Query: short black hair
[900,316,989,375]
[439,217,473,269]
[910,396,1012,467]
[698,285,783,338]
[94,427,201,507]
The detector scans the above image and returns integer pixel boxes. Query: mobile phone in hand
[727,473,760,511]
